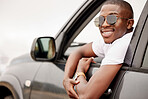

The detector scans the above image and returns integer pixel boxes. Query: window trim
[132,14,148,68]
[141,39,148,67]
[127,0,148,68]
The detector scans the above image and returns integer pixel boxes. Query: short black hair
[103,0,134,18]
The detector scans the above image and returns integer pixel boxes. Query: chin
[103,39,113,44]
[104,41,111,44]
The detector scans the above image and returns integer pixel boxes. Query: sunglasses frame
[94,14,130,27]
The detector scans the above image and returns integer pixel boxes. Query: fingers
[91,57,97,63]
[70,79,80,85]
[63,78,79,99]
[86,57,94,64]
[80,57,95,64]
[67,79,79,98]
[68,87,79,99]
[92,60,97,63]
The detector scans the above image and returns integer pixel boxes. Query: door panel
[115,71,148,99]
[30,62,69,99]
[114,1,148,99]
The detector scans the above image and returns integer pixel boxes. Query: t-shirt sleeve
[92,38,105,57]
[101,33,132,66]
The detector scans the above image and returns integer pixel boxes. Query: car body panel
[115,71,148,99]
[30,62,68,99]
[0,75,23,99]
[0,0,148,99]
[0,60,42,99]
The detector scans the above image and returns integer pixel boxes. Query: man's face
[99,4,129,43]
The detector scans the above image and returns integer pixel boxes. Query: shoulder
[110,33,133,50]
[113,33,132,44]
[92,37,105,57]
[101,33,133,66]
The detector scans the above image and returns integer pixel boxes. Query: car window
[64,0,147,57]
[74,0,147,44]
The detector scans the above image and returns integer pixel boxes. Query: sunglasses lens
[107,15,117,25]
[94,16,104,27]
[99,16,104,26]
[94,17,99,27]
[94,15,117,27]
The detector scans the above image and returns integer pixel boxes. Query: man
[63,0,134,98]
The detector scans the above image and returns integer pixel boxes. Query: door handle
[104,89,112,95]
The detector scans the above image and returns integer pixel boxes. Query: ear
[127,19,134,30]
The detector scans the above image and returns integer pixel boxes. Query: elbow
[76,85,97,99]
[77,90,93,99]
[79,93,98,99]
[77,87,89,99]
[78,90,100,99]
[79,94,100,99]
[79,94,90,99]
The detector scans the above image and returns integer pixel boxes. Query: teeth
[103,32,112,34]
[103,32,112,35]
[102,32,113,37]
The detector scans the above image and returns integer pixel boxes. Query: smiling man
[63,0,134,98]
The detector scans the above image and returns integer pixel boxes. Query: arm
[76,58,121,98]
[63,43,96,98]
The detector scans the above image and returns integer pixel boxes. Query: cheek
[115,21,127,36]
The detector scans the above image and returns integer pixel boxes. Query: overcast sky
[0,0,85,63]
[0,0,147,65]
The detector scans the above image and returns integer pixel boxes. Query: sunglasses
[94,14,130,27]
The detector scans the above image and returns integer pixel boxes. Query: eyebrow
[109,12,119,15]
[99,11,119,16]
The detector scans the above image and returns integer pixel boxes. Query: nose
[101,19,110,27]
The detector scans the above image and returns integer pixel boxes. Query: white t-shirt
[92,33,133,66]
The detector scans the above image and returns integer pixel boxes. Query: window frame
[142,43,148,68]
[131,8,148,68]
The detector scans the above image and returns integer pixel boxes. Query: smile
[101,28,115,38]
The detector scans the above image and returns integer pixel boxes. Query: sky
[0,0,147,65]
[0,0,85,64]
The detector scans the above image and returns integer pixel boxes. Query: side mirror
[30,37,56,61]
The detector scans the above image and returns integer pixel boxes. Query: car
[0,0,148,99]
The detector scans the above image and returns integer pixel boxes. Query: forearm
[64,43,96,79]
[76,72,113,99]
[76,65,121,98]
[76,76,87,98]
[64,52,83,79]
[63,43,96,98]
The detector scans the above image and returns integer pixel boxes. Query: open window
[64,0,147,64]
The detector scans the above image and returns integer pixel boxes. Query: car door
[63,0,148,99]
[30,0,147,99]
[111,2,148,98]
[29,0,105,98]
[29,0,101,99]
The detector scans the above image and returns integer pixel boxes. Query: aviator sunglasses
[94,14,130,27]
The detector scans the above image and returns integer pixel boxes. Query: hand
[77,57,95,73]
[63,77,80,98]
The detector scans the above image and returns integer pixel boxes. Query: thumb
[86,57,93,64]
[70,79,80,85]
